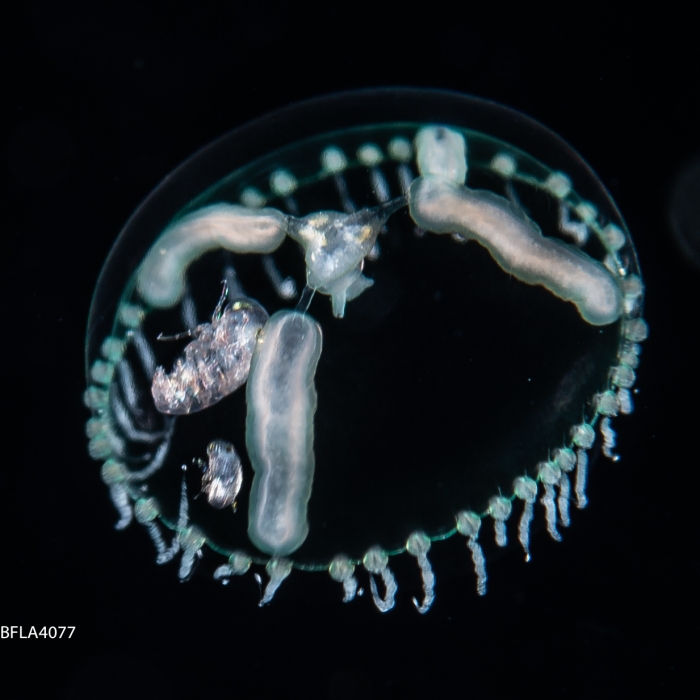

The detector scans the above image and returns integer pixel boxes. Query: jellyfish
[85,89,646,613]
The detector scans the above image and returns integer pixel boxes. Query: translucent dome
[85,89,646,612]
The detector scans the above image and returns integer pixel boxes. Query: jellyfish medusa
[85,89,646,613]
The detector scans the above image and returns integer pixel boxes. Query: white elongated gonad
[246,310,323,556]
[137,204,287,308]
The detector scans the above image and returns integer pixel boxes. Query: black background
[4,3,698,698]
